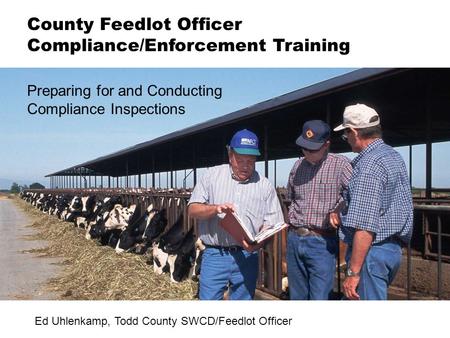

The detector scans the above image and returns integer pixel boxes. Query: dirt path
[0,198,60,299]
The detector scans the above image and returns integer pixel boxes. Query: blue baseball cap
[296,120,331,150]
[229,129,261,156]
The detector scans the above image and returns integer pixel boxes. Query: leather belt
[289,225,336,237]
[204,244,243,252]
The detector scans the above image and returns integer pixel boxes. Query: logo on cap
[305,129,314,139]
[240,137,256,146]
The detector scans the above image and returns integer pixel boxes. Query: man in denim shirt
[334,103,413,300]
[287,120,352,300]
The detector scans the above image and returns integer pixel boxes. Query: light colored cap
[334,103,380,131]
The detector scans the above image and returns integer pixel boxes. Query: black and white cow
[85,196,123,240]
[87,199,138,248]
[115,204,158,254]
[74,195,97,228]
[152,216,200,283]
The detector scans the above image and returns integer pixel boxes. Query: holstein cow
[166,227,197,283]
[89,201,138,248]
[74,195,97,228]
[115,204,157,254]
[65,196,83,222]
[142,209,168,244]
[190,238,205,282]
[153,215,200,283]
[85,196,123,240]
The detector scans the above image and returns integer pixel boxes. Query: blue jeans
[287,231,338,300]
[199,247,259,300]
[346,241,402,300]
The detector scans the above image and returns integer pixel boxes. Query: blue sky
[0,68,449,189]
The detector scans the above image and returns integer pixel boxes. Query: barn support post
[264,125,269,178]
[137,156,141,188]
[326,101,331,125]
[100,176,103,189]
[193,143,197,186]
[425,85,432,199]
[108,176,111,188]
[116,177,119,188]
[262,124,275,291]
[126,159,129,188]
[274,159,277,187]
[94,175,97,188]
[222,134,227,163]
[170,147,174,188]
[152,154,156,188]
[409,145,413,188]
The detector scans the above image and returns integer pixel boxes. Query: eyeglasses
[301,147,321,153]
[341,128,350,141]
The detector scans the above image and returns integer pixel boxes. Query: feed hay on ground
[14,198,197,300]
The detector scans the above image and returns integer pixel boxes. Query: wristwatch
[345,267,360,277]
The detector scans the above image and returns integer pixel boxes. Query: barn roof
[47,68,450,177]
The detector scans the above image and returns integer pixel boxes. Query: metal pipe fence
[24,188,450,299]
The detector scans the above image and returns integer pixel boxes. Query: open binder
[219,210,288,244]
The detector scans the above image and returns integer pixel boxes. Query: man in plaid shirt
[334,103,413,300]
[287,120,352,300]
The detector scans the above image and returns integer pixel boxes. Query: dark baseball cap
[295,120,331,150]
[229,129,261,156]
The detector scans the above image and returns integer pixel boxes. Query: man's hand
[242,239,265,252]
[329,211,341,229]
[343,275,360,300]
[216,203,235,214]
[188,203,235,220]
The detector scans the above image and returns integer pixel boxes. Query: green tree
[10,182,20,193]
[29,182,45,189]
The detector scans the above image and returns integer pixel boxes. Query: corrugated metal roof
[47,68,450,177]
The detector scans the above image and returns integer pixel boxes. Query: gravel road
[0,197,60,299]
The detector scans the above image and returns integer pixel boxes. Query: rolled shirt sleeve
[344,172,384,234]
[263,185,285,226]
[188,168,210,205]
